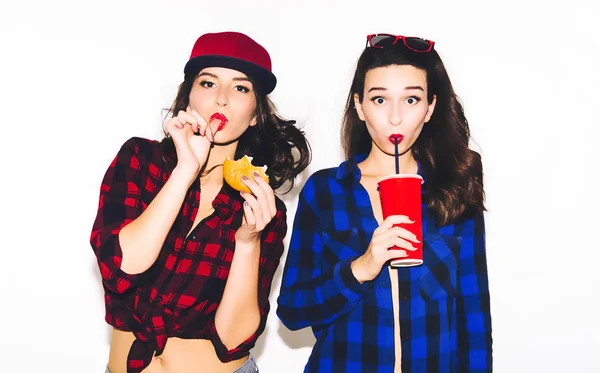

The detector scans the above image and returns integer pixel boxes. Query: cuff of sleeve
[333,258,371,302]
[102,233,141,294]
[206,318,255,363]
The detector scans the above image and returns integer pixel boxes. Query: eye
[406,96,421,105]
[200,80,215,88]
[371,96,386,105]
[235,85,250,93]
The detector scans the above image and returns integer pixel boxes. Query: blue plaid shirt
[277,156,493,372]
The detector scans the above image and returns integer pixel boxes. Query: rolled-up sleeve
[90,137,145,295]
[277,177,370,332]
[456,211,493,372]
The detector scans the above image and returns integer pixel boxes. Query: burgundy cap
[184,31,277,94]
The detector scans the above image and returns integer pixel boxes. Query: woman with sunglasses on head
[277,34,492,372]
[90,31,311,373]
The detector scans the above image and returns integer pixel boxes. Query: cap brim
[184,55,277,94]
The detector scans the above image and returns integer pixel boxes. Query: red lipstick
[388,134,404,144]
[210,113,229,131]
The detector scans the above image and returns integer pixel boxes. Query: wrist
[234,237,261,252]
[171,166,199,185]
[350,257,370,284]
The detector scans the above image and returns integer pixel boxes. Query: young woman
[90,31,310,373]
[277,34,492,372]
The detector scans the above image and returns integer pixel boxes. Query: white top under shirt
[388,266,402,372]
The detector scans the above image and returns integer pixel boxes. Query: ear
[353,93,366,121]
[249,116,257,127]
[424,94,437,123]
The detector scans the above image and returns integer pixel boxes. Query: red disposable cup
[377,174,424,267]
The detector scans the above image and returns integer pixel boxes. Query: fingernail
[253,172,261,178]
[244,201,249,208]
[242,175,250,181]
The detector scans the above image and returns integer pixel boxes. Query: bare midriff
[107,329,248,373]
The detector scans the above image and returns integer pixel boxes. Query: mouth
[388,134,405,144]
[210,113,229,132]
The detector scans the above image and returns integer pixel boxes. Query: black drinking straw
[394,138,400,174]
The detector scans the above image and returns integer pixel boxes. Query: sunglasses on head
[366,34,435,52]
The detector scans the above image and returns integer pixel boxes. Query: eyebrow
[198,72,251,83]
[367,85,425,93]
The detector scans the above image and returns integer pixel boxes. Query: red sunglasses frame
[366,34,435,52]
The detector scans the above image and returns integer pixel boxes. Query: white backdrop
[1,0,599,372]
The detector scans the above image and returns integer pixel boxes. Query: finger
[240,191,264,229]
[186,107,209,137]
[387,226,420,243]
[163,118,174,134]
[196,115,216,142]
[205,121,215,142]
[183,108,199,134]
[166,116,184,132]
[389,237,417,251]
[177,110,198,127]
[253,171,276,218]
[241,175,265,198]
[388,249,409,259]
[242,201,256,228]
[373,225,410,245]
[380,215,414,230]
[242,176,270,223]
[175,113,197,135]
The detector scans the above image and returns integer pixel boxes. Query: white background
[1,0,599,372]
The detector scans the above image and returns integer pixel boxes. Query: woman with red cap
[90,31,311,373]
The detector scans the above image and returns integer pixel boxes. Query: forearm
[214,239,261,349]
[119,168,196,274]
[277,257,370,330]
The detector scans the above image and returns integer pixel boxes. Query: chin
[374,142,409,157]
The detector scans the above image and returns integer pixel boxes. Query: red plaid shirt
[90,137,287,373]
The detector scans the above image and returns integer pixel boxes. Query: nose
[216,88,228,107]
[389,102,402,126]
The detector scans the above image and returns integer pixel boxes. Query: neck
[359,143,418,177]
[200,141,238,185]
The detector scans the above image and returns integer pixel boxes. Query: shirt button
[190,235,196,240]
[158,295,166,305]
[403,296,408,300]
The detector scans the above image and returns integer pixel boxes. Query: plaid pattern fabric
[277,156,492,372]
[90,137,287,373]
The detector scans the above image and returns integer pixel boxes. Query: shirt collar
[214,183,244,214]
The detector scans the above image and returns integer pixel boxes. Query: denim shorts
[105,355,258,373]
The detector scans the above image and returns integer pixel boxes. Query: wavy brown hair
[161,73,311,193]
[342,43,485,225]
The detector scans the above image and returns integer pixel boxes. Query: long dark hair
[341,44,485,225]
[161,73,311,193]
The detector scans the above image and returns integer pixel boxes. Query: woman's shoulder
[305,162,350,185]
[112,136,166,165]
[117,136,162,154]
[293,165,350,212]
